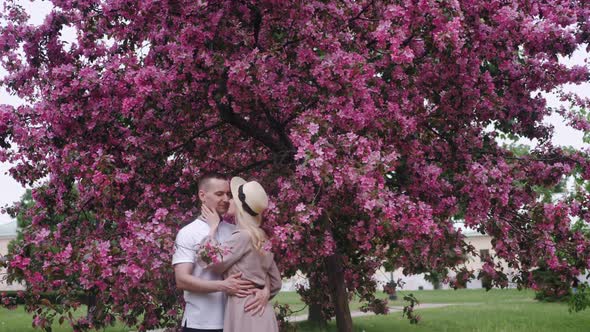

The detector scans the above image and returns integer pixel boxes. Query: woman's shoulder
[230,229,251,243]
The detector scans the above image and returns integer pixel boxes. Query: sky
[0,1,589,224]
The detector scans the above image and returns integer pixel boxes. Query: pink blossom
[1,0,589,329]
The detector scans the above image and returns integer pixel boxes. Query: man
[173,173,270,332]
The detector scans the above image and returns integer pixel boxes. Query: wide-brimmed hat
[230,177,269,217]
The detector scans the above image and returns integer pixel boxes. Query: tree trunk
[307,274,328,328]
[326,254,353,332]
[86,293,97,322]
[308,302,327,328]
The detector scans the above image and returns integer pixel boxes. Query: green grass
[2,289,589,331]
[295,303,590,332]
[0,306,129,332]
[274,289,590,332]
[385,288,538,305]
[273,288,537,313]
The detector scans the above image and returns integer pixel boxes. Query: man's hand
[221,273,254,297]
[244,287,270,316]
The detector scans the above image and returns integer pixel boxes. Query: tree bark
[86,293,97,322]
[326,254,353,332]
[308,302,327,328]
[306,273,328,328]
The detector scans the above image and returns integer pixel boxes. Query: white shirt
[172,218,235,329]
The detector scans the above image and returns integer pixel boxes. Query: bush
[532,268,571,302]
[1,290,90,307]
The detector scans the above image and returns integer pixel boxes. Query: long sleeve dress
[199,229,282,332]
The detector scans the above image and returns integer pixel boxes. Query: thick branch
[348,0,376,23]
[248,4,263,50]
[214,73,285,153]
[261,101,295,153]
[167,120,226,154]
[229,159,272,176]
[217,101,285,153]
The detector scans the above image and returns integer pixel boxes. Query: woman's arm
[198,231,251,274]
[267,258,282,299]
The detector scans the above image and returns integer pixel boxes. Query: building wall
[280,234,502,292]
[373,234,514,291]
[0,236,25,291]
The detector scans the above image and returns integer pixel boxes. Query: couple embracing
[172,173,282,332]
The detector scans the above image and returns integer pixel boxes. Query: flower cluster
[0,0,589,329]
[383,281,397,296]
[197,241,230,265]
[360,298,389,315]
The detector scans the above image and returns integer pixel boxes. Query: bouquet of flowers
[197,241,230,265]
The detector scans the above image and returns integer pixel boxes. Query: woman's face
[227,198,237,217]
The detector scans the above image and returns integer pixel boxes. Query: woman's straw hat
[230,177,269,217]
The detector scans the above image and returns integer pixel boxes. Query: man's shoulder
[217,221,236,240]
[183,218,209,230]
[218,221,236,231]
[176,219,208,239]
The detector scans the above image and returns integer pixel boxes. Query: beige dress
[200,229,282,332]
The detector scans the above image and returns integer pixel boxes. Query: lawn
[274,288,590,332]
[1,289,589,331]
[294,302,590,332]
[273,287,538,313]
[0,306,129,332]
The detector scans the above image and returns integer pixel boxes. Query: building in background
[0,220,24,291]
[281,227,504,292]
[376,225,589,291]
[372,227,505,291]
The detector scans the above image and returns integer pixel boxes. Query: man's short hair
[198,172,228,191]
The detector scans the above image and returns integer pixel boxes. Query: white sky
[0,1,589,224]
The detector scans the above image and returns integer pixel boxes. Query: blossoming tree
[1,0,590,331]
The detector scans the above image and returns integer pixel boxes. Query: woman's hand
[202,204,221,235]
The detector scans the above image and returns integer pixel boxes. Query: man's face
[199,178,231,215]
[227,198,237,217]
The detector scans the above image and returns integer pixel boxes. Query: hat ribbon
[238,184,259,217]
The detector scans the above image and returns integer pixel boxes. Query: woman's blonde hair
[236,209,267,252]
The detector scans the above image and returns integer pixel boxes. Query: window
[479,249,490,262]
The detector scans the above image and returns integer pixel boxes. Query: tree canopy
[1,1,590,331]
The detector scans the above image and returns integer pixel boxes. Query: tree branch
[348,0,376,23]
[214,72,285,153]
[229,159,272,176]
[260,100,295,153]
[248,4,263,50]
[166,120,226,154]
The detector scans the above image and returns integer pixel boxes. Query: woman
[199,177,282,332]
